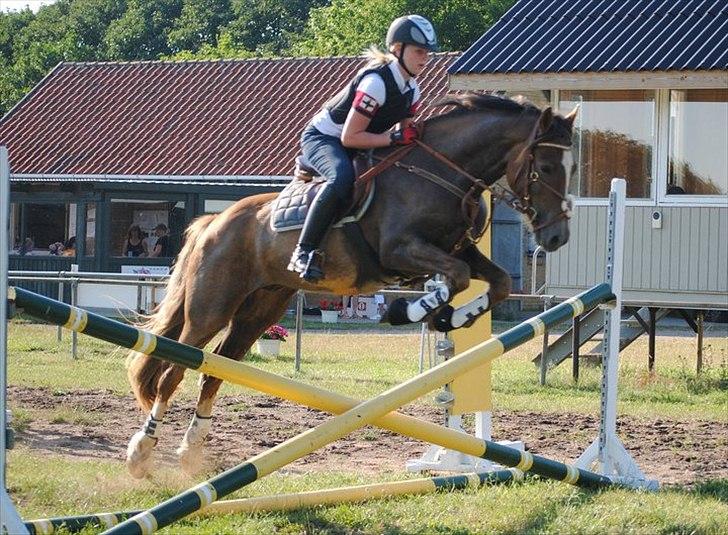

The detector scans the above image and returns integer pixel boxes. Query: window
[9,202,77,256]
[204,199,237,214]
[85,204,96,256]
[111,199,185,258]
[667,89,728,196]
[560,90,656,199]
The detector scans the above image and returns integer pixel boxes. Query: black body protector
[288,63,416,283]
[325,63,416,133]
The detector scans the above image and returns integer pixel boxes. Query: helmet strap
[396,43,417,78]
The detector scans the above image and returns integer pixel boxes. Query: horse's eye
[539,163,554,174]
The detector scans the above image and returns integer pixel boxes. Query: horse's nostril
[548,235,561,250]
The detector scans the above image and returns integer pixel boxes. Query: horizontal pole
[24,470,520,534]
[9,285,614,484]
[9,284,615,535]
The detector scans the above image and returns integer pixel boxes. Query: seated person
[123,225,148,257]
[148,224,170,258]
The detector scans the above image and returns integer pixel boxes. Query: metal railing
[9,269,560,368]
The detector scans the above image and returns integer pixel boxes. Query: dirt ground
[8,386,727,488]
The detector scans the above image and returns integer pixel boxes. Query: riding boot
[287,183,341,282]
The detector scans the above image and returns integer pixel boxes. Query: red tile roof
[0,53,458,177]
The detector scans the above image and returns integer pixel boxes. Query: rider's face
[400,45,431,76]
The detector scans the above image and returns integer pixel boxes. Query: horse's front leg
[379,238,471,326]
[431,244,511,332]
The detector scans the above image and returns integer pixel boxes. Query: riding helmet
[386,15,439,52]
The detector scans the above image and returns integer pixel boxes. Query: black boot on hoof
[432,305,456,332]
[384,297,410,325]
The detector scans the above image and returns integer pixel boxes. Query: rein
[365,122,573,252]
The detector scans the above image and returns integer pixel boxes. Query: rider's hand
[390,125,419,146]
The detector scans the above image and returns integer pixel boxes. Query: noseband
[503,138,573,232]
[364,121,573,251]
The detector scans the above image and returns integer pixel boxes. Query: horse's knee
[489,272,512,304]
[450,264,472,295]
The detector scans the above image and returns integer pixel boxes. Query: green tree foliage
[292,0,515,55]
[0,0,515,117]
[103,0,183,60]
[223,0,328,56]
[166,0,234,54]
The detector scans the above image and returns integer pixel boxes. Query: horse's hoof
[432,305,456,332]
[385,297,410,325]
[177,441,204,476]
[126,430,156,479]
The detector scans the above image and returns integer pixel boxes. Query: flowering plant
[260,325,288,342]
[319,299,342,311]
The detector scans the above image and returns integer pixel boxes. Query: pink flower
[261,324,288,342]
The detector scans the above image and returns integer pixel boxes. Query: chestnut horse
[126,94,577,477]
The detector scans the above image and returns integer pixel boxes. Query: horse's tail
[126,214,217,412]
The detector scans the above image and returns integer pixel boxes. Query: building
[450,0,728,311]
[0,53,455,287]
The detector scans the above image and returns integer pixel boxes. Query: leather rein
[359,125,573,253]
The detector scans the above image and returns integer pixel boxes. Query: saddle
[270,153,377,233]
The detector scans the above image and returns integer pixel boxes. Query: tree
[225,0,327,55]
[291,0,516,55]
[0,8,35,61]
[166,0,234,54]
[103,0,183,60]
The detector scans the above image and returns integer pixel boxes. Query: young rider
[288,14,439,282]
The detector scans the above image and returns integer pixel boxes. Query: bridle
[363,119,573,252]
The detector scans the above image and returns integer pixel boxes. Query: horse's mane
[425,92,539,124]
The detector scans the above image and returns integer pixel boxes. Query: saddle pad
[270,179,376,233]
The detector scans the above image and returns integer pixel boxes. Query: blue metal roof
[450,0,728,75]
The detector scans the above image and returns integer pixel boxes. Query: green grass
[8,451,728,534]
[5,320,728,534]
[7,321,727,420]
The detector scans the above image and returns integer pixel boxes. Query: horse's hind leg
[177,286,295,475]
[125,326,222,478]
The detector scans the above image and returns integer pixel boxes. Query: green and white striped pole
[10,284,613,483]
[10,284,616,535]
[24,469,521,534]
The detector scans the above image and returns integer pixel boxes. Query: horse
[125,93,577,478]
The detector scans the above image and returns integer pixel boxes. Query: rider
[288,14,439,282]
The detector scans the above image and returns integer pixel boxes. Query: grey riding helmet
[386,15,439,52]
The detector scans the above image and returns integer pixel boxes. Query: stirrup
[287,247,326,282]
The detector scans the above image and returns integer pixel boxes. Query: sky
[0,0,55,12]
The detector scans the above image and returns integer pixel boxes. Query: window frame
[554,88,728,208]
[656,88,728,207]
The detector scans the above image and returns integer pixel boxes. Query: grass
[5,319,728,534]
[7,321,727,420]
[7,451,728,534]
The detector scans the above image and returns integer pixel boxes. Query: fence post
[294,290,304,372]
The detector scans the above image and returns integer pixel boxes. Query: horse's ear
[564,104,580,127]
[538,107,554,133]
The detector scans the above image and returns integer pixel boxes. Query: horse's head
[505,105,578,252]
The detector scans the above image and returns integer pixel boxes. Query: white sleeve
[411,83,421,107]
[355,73,387,106]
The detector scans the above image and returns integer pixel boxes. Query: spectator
[18,237,34,256]
[123,225,148,257]
[148,223,170,258]
[62,236,76,257]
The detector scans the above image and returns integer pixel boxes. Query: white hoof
[126,430,156,479]
[177,440,204,476]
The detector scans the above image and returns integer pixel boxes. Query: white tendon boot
[177,413,212,476]
[126,402,165,479]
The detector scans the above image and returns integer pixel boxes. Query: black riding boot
[287,183,340,282]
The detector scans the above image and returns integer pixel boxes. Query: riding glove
[390,125,419,146]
